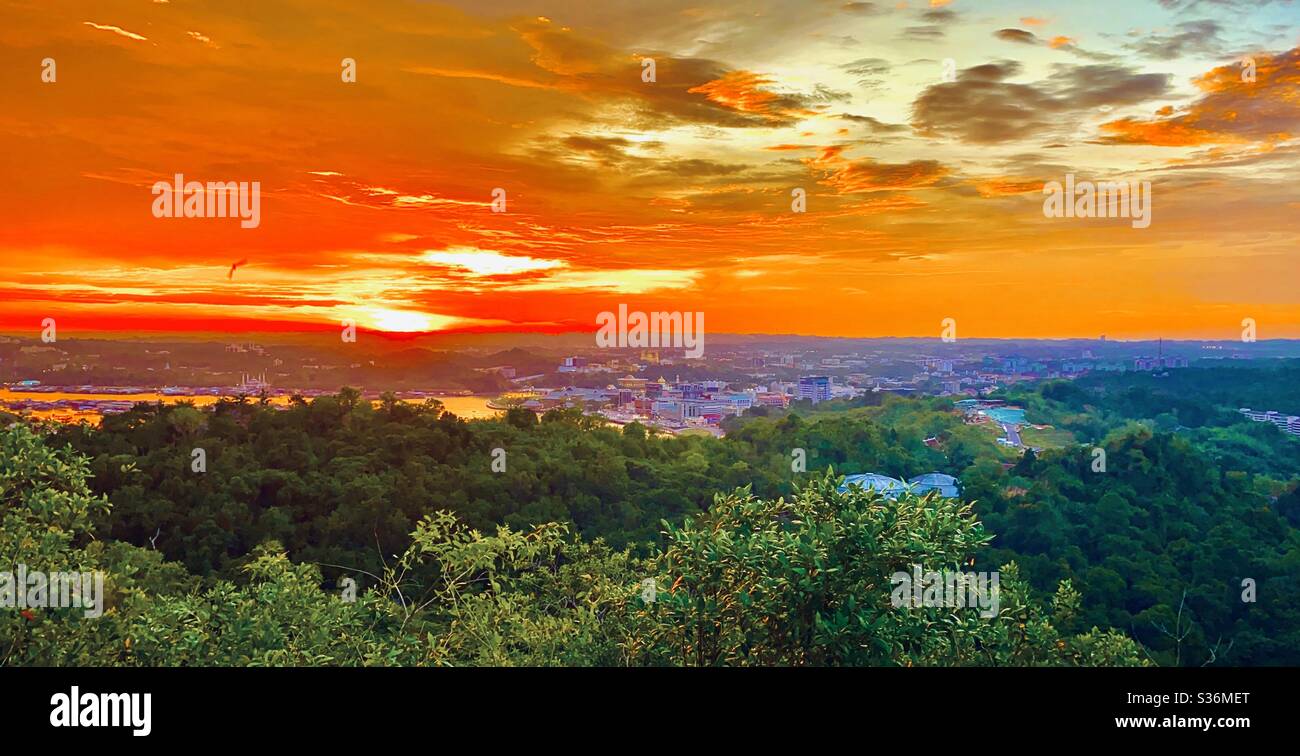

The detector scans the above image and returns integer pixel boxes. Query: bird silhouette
[228,258,248,279]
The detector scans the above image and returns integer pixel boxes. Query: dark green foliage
[1,423,1143,667]
[26,363,1300,666]
[975,429,1300,665]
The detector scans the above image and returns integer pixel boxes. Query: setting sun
[360,307,436,333]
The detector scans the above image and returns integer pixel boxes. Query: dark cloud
[963,61,1025,81]
[1126,20,1224,59]
[539,134,751,186]
[652,158,747,177]
[994,27,1114,62]
[911,61,1171,144]
[995,28,1040,45]
[841,57,891,76]
[837,113,909,133]
[841,2,885,15]
[559,135,648,159]
[900,26,946,41]
[1042,64,1171,108]
[899,6,958,41]
[922,9,958,23]
[840,56,892,90]
[911,62,1057,143]
[1157,0,1287,9]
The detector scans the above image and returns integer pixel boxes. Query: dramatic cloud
[687,71,831,125]
[805,145,948,193]
[1126,20,1224,60]
[1042,64,1171,109]
[1100,47,1300,146]
[912,61,1170,143]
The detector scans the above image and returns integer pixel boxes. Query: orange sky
[1,0,1298,339]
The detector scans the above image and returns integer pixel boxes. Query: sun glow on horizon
[420,248,567,277]
[360,307,437,333]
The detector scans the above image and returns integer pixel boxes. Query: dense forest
[0,422,1141,666]
[4,361,1299,665]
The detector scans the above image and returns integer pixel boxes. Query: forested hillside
[1,423,1141,666]
[5,362,1299,666]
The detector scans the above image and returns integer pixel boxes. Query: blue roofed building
[907,473,961,498]
[838,472,960,499]
[838,473,909,498]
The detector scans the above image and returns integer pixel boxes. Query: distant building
[908,473,961,498]
[839,473,909,498]
[715,392,755,412]
[678,382,706,400]
[681,400,729,421]
[617,375,648,391]
[797,376,832,403]
[1240,408,1300,436]
[237,373,270,392]
[1003,357,1031,374]
[558,356,588,373]
[543,387,611,407]
[1135,355,1187,371]
[839,472,961,499]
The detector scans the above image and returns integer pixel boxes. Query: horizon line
[2,329,1297,345]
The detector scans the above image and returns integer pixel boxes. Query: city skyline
[2,0,1299,339]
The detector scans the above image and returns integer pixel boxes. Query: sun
[362,307,435,333]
